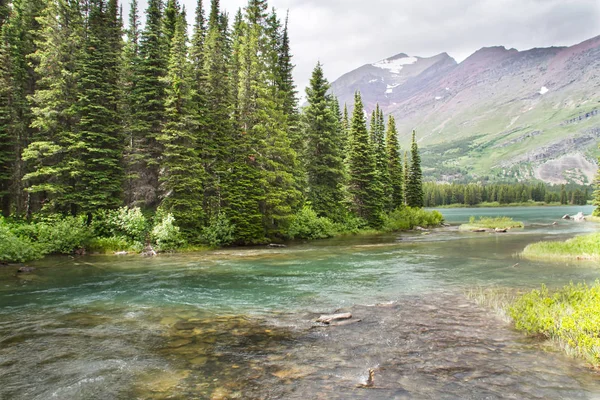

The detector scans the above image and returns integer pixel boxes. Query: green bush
[0,224,41,263]
[10,215,91,255]
[335,214,369,234]
[383,207,444,232]
[510,282,600,366]
[151,212,184,251]
[201,213,235,247]
[287,205,337,240]
[92,207,148,243]
[86,236,135,254]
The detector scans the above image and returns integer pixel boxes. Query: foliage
[459,216,524,231]
[510,282,600,366]
[287,204,336,240]
[522,233,600,261]
[0,223,41,263]
[382,207,443,232]
[346,92,384,228]
[86,236,135,254]
[303,62,347,221]
[201,213,236,247]
[30,216,91,254]
[385,115,403,211]
[406,131,424,208]
[151,211,184,251]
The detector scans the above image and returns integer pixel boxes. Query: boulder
[141,245,157,257]
[574,212,586,222]
[562,214,571,220]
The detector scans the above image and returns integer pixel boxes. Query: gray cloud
[136,0,600,96]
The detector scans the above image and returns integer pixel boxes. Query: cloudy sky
[144,0,600,93]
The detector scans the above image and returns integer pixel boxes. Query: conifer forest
[0,0,428,251]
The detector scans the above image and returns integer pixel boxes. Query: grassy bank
[522,233,600,261]
[459,216,524,231]
[436,201,562,209]
[467,283,600,368]
[0,206,445,264]
[510,282,600,367]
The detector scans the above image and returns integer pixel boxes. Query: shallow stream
[1,206,599,399]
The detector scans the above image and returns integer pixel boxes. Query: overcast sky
[136,0,600,94]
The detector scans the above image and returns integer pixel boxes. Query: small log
[330,318,362,327]
[316,313,352,324]
[494,228,507,233]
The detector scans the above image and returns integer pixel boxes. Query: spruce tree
[0,0,44,215]
[23,0,84,213]
[303,62,346,221]
[128,0,167,207]
[406,130,424,208]
[158,11,204,237]
[385,115,403,210]
[71,0,124,214]
[370,104,388,204]
[347,92,383,227]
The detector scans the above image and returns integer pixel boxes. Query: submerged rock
[574,212,586,222]
[17,266,36,273]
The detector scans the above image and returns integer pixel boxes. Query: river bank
[1,205,599,399]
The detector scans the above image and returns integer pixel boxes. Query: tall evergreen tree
[162,0,180,47]
[23,0,84,213]
[303,62,346,220]
[347,92,383,227]
[0,0,44,215]
[370,104,388,204]
[385,115,403,210]
[201,0,233,220]
[70,0,124,214]
[128,0,167,207]
[406,130,424,208]
[158,11,204,237]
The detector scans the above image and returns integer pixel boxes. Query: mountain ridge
[330,35,600,184]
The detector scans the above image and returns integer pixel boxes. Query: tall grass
[510,282,600,367]
[459,216,524,231]
[522,233,600,261]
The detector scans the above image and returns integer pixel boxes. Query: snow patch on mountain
[539,86,549,95]
[373,56,418,74]
[386,83,400,94]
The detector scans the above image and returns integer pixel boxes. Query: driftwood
[494,228,507,233]
[316,313,352,324]
[356,369,375,388]
[268,244,287,248]
[330,318,362,327]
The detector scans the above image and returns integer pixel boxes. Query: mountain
[330,36,600,184]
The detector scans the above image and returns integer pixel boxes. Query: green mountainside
[330,36,600,184]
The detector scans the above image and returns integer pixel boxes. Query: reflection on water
[0,206,599,399]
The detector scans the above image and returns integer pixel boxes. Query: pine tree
[128,0,167,207]
[0,0,44,216]
[23,0,84,213]
[70,0,124,214]
[406,130,424,208]
[163,0,180,47]
[158,10,204,237]
[385,115,403,210]
[303,62,346,221]
[370,104,388,205]
[347,92,383,227]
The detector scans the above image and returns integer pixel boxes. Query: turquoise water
[0,206,599,399]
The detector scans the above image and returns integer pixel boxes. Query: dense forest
[423,182,591,207]
[0,0,432,254]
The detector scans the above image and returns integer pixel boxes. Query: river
[0,206,598,399]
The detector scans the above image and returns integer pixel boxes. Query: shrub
[287,205,337,240]
[510,282,600,366]
[35,216,92,254]
[95,207,149,243]
[383,207,444,232]
[151,212,184,251]
[0,224,41,263]
[86,236,134,254]
[201,213,235,247]
[335,214,369,234]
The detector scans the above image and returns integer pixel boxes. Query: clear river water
[1,206,599,399]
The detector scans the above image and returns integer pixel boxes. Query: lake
[1,206,599,399]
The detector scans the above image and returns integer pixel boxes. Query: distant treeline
[423,182,590,207]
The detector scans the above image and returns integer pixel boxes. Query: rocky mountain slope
[330,36,600,184]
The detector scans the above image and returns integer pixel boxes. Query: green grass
[509,282,600,367]
[522,233,600,261]
[459,216,524,231]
